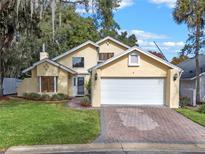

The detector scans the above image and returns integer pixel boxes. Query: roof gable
[96,36,130,49]
[22,59,77,74]
[92,46,183,71]
[52,41,99,61]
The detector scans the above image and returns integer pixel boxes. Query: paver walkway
[95,106,205,144]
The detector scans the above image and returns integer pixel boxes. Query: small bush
[51,94,61,101]
[23,93,29,99]
[41,94,50,101]
[57,93,68,100]
[180,96,190,108]
[22,93,68,101]
[198,105,205,114]
[51,93,68,101]
[29,93,41,100]
[80,96,91,107]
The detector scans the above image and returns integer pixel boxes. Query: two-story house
[17,36,183,108]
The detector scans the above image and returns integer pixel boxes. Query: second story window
[99,53,114,61]
[72,57,84,67]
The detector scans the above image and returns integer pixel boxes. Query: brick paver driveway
[95,106,205,144]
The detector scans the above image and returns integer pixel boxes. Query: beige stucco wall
[17,78,38,96]
[17,62,73,96]
[57,44,98,74]
[100,51,168,77]
[166,69,180,108]
[91,50,180,108]
[37,62,59,76]
[91,69,101,107]
[98,40,128,56]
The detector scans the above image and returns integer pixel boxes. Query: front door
[77,77,84,95]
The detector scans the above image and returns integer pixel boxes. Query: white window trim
[39,76,57,93]
[128,52,140,66]
[54,76,57,93]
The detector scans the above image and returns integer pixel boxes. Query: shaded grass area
[0,99,100,150]
[177,108,205,127]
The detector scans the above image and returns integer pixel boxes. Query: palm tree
[173,0,205,104]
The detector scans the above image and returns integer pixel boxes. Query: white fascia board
[92,46,183,72]
[22,59,77,74]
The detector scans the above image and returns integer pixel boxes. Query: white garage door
[101,78,165,105]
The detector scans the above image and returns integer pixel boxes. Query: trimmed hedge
[23,93,68,101]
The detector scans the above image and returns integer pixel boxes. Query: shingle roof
[177,54,205,79]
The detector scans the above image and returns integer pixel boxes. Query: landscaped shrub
[57,93,68,100]
[80,96,91,107]
[179,96,190,108]
[23,93,29,98]
[23,93,68,101]
[198,105,205,114]
[29,93,41,100]
[51,93,68,101]
[41,94,50,101]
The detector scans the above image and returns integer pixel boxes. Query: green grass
[0,99,100,150]
[177,108,205,126]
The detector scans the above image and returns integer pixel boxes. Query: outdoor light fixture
[173,73,178,81]
[95,73,98,80]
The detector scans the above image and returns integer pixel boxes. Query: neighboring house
[17,36,182,108]
[177,54,205,105]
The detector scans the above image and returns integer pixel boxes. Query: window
[99,53,114,61]
[72,57,84,67]
[128,52,140,66]
[40,76,57,92]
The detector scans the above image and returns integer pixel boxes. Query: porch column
[39,76,42,93]
[54,76,57,93]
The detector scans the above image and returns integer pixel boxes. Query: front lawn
[177,108,205,126]
[0,99,100,150]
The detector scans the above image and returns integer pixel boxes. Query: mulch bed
[0,152,4,154]
[0,96,10,101]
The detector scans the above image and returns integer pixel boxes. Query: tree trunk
[195,24,201,104]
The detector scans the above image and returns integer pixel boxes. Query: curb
[5,143,205,154]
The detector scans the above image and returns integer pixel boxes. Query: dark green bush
[179,96,190,108]
[23,93,29,98]
[198,105,205,114]
[80,96,91,107]
[23,93,68,101]
[57,93,68,100]
[41,94,50,101]
[51,94,61,101]
[29,93,41,100]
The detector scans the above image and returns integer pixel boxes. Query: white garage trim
[100,78,166,106]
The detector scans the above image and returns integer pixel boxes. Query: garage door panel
[101,78,165,105]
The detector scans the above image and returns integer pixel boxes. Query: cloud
[119,0,135,9]
[138,40,184,53]
[120,29,168,40]
[76,0,135,14]
[130,29,168,40]
[149,0,176,8]
[162,41,184,47]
